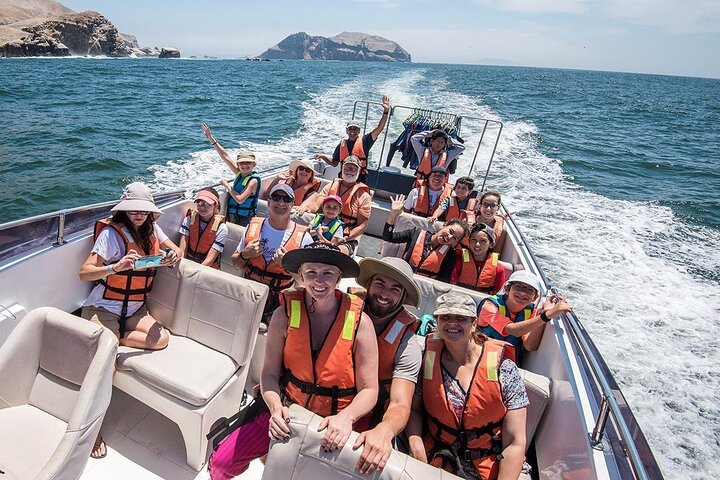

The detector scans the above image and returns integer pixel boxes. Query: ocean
[1,58,718,478]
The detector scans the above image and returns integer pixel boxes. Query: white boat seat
[220,222,247,275]
[263,404,464,480]
[408,273,489,319]
[519,368,551,447]
[114,259,269,471]
[0,307,117,480]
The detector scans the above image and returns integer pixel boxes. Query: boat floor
[80,387,265,480]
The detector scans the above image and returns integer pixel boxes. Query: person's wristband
[540,311,551,323]
[382,111,389,115]
[239,250,248,261]
[211,140,217,146]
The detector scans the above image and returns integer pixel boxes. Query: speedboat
[0,102,664,479]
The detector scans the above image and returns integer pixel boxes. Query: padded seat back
[263,404,463,480]
[519,368,551,447]
[220,222,247,275]
[408,274,489,319]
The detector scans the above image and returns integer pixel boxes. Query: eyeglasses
[270,194,294,203]
[296,166,313,173]
[195,200,212,208]
[481,202,498,209]
[127,211,150,216]
[346,127,360,132]
[510,283,537,295]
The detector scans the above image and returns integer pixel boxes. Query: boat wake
[146,68,720,479]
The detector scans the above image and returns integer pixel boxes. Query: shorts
[81,304,149,339]
[338,239,358,256]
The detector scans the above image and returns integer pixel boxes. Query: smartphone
[133,254,164,270]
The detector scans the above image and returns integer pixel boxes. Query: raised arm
[369,96,392,141]
[201,123,240,174]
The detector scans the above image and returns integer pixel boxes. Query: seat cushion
[0,404,67,480]
[116,334,238,407]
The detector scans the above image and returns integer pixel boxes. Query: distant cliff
[0,0,176,57]
[257,31,411,62]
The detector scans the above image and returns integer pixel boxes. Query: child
[308,194,345,245]
[219,152,261,226]
[178,187,228,269]
[427,176,477,224]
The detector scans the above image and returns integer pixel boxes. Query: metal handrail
[502,209,663,479]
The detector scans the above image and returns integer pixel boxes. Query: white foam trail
[146,67,720,478]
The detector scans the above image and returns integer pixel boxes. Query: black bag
[206,392,269,449]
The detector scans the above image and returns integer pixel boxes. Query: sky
[60,0,720,78]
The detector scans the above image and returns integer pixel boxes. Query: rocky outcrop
[257,31,411,62]
[0,0,178,58]
[159,47,180,58]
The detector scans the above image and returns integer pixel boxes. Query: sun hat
[433,291,477,318]
[290,159,317,176]
[236,151,257,163]
[346,120,361,129]
[282,242,360,278]
[111,182,162,215]
[504,270,542,294]
[269,183,295,200]
[357,257,420,307]
[469,223,496,244]
[194,189,219,205]
[343,155,362,168]
[322,194,343,206]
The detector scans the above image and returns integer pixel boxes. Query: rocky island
[0,0,178,58]
[258,31,411,62]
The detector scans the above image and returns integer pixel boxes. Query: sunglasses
[510,283,537,295]
[195,200,213,208]
[270,194,294,203]
[127,211,151,216]
[296,166,313,173]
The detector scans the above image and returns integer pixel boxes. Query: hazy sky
[61,0,720,78]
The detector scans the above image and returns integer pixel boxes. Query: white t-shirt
[236,220,313,262]
[404,187,441,211]
[179,215,229,252]
[82,223,169,316]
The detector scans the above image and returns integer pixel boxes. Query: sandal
[91,435,107,459]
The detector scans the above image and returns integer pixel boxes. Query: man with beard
[349,257,423,475]
[296,156,371,256]
[232,184,313,320]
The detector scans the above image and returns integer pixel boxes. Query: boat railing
[502,210,664,479]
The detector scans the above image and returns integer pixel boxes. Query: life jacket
[279,289,364,416]
[93,218,159,338]
[415,148,447,183]
[338,138,367,169]
[422,336,509,480]
[478,294,535,351]
[243,217,307,294]
[185,209,225,269]
[413,184,453,218]
[227,171,261,217]
[285,176,320,206]
[445,196,477,224]
[456,251,500,293]
[406,229,452,278]
[327,179,370,230]
[309,213,344,242]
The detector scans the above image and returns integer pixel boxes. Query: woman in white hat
[78,182,181,458]
[265,159,321,206]
[209,243,378,480]
[407,291,530,480]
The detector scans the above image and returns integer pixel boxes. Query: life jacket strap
[280,370,357,415]
[428,414,503,445]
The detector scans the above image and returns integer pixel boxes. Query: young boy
[220,152,261,226]
[427,176,477,224]
[178,187,228,269]
[308,194,345,244]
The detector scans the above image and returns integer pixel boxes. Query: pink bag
[208,410,272,480]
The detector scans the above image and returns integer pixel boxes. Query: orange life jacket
[422,336,509,480]
[456,251,500,293]
[243,217,307,294]
[338,138,367,168]
[285,177,321,206]
[93,218,159,337]
[327,179,370,230]
[185,209,225,269]
[416,147,447,182]
[279,288,364,416]
[445,196,477,224]
[413,184,453,218]
[406,229,453,278]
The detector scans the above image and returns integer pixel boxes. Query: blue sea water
[1,58,719,478]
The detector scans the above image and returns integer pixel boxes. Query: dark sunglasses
[270,194,294,203]
[296,166,313,173]
[127,211,151,216]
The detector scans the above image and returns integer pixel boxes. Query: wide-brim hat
[111,182,162,215]
[357,257,420,307]
[290,159,317,176]
[433,291,477,318]
[282,242,359,278]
